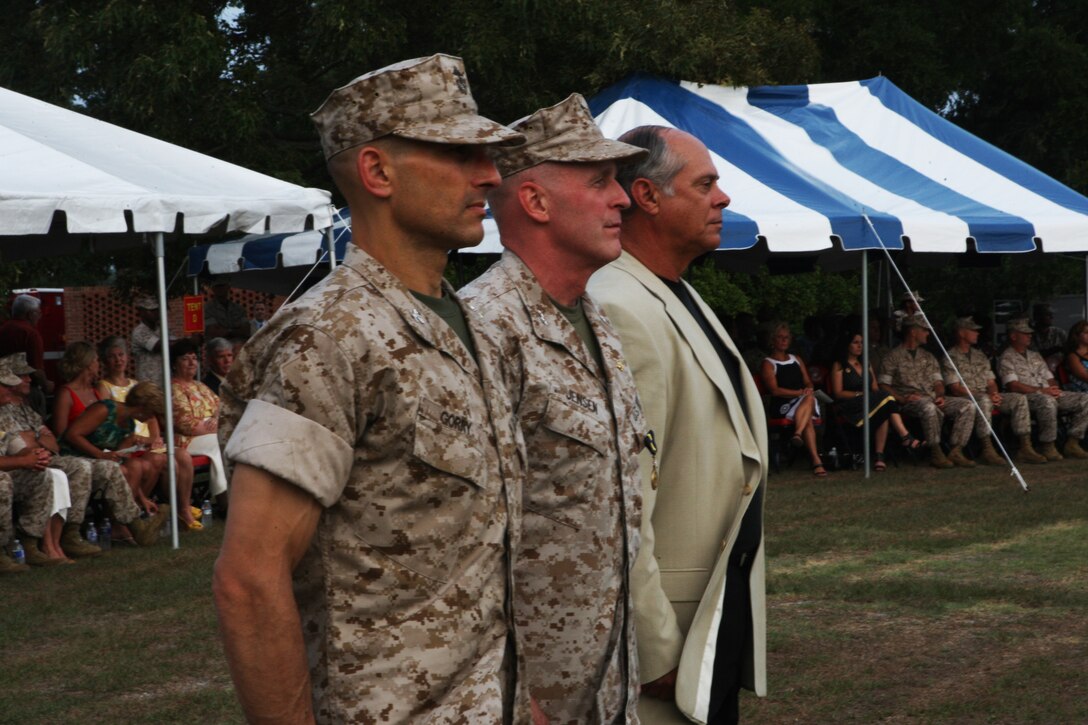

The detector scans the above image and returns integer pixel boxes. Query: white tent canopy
[0,85,334,546]
[0,86,332,239]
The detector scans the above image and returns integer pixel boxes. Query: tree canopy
[2,1,1086,318]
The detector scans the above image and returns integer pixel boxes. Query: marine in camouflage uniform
[998,317,1088,460]
[0,399,141,527]
[942,316,1027,465]
[0,429,55,541]
[461,94,647,725]
[214,54,532,724]
[879,313,974,467]
[1,354,140,555]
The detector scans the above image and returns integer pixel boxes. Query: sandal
[874,452,887,472]
[900,433,922,450]
[790,434,804,448]
[812,462,828,478]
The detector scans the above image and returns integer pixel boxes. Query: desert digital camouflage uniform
[0,430,55,538]
[998,347,1088,441]
[220,243,528,724]
[880,345,973,446]
[0,403,142,524]
[461,251,644,724]
[943,346,1030,436]
[0,471,13,545]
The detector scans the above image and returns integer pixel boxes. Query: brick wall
[63,286,284,350]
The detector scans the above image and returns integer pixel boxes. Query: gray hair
[615,126,687,201]
[11,294,41,319]
[205,337,233,357]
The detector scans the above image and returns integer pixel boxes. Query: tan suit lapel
[614,252,763,467]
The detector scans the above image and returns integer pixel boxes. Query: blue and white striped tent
[580,74,1088,255]
[189,75,1088,290]
[187,209,351,293]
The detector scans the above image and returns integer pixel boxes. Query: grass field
[1,457,1085,724]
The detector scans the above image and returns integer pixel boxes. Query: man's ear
[516,182,550,223]
[355,146,394,199]
[629,178,660,215]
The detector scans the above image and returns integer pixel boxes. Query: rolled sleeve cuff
[1002,373,1019,386]
[224,399,353,508]
[877,374,892,385]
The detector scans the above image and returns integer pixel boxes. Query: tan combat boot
[978,439,1005,466]
[948,446,977,468]
[1015,436,1048,464]
[128,505,170,548]
[930,446,954,469]
[1038,441,1065,462]
[61,523,102,558]
[21,536,63,566]
[0,550,29,574]
[1062,438,1088,459]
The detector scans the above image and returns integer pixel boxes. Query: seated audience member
[0,293,54,415]
[0,364,70,565]
[1032,303,1066,357]
[879,313,974,469]
[205,279,250,344]
[61,381,177,521]
[170,340,228,504]
[1063,320,1088,393]
[248,301,270,335]
[53,342,164,516]
[97,337,195,533]
[892,290,924,335]
[998,317,1088,460]
[201,338,234,396]
[1,353,168,546]
[830,331,920,471]
[942,317,1030,465]
[761,322,827,476]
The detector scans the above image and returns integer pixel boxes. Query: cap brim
[547,136,650,164]
[395,116,526,147]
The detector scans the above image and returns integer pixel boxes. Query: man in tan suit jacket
[588,126,767,724]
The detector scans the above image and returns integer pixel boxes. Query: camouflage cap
[310,54,524,160]
[1007,317,1034,334]
[490,93,648,177]
[0,360,21,387]
[953,316,983,331]
[901,312,931,330]
[0,352,35,375]
[901,289,925,303]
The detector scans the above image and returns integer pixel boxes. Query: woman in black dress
[829,331,920,471]
[760,322,826,476]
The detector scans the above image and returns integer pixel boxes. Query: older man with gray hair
[460,93,649,723]
[589,126,767,724]
[201,337,233,396]
[0,293,53,413]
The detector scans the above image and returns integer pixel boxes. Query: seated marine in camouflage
[942,316,1036,465]
[997,317,1088,461]
[879,313,974,468]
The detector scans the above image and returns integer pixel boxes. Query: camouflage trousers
[11,468,56,538]
[89,458,142,524]
[0,472,13,546]
[1019,391,1088,441]
[901,396,974,448]
[48,456,93,525]
[994,393,1031,436]
[50,456,141,525]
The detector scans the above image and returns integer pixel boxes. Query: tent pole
[861,250,871,478]
[325,225,336,273]
[153,232,180,549]
[1084,253,1087,319]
